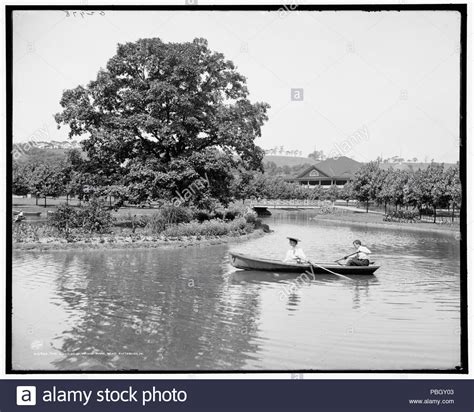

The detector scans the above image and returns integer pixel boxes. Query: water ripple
[12,212,461,371]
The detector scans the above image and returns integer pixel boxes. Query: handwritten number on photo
[63,10,106,17]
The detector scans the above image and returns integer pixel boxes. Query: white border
[1,0,471,381]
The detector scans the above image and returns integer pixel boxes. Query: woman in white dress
[284,237,307,264]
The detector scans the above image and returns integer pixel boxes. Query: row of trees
[231,171,347,202]
[13,154,461,221]
[12,148,235,209]
[13,160,68,206]
[12,150,339,207]
[349,162,461,221]
[233,161,461,219]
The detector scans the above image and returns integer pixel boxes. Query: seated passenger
[284,237,307,264]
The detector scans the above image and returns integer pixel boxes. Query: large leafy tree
[14,156,71,205]
[340,182,354,205]
[445,164,461,206]
[62,148,121,203]
[26,162,65,207]
[404,169,430,214]
[376,169,395,213]
[351,161,381,212]
[55,37,269,205]
[444,164,461,221]
[12,162,31,196]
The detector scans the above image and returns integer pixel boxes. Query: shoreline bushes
[48,199,114,234]
[26,201,262,242]
[161,217,253,238]
[383,210,420,223]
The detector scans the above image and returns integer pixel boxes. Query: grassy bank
[12,196,180,219]
[12,202,271,251]
[12,227,266,251]
[310,209,460,234]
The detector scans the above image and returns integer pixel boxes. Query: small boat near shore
[13,210,42,216]
[229,252,380,275]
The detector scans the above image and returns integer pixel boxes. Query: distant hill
[12,141,82,164]
[13,140,81,151]
[379,162,457,171]
[263,155,318,168]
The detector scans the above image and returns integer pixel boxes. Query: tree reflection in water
[50,247,262,371]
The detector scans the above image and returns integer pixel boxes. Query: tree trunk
[433,206,437,223]
[452,204,455,222]
[366,200,369,213]
[35,195,38,206]
[384,201,387,214]
[66,194,69,205]
[44,196,47,208]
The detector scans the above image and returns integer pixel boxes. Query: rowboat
[12,210,41,216]
[229,252,379,275]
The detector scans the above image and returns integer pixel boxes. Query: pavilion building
[287,156,362,188]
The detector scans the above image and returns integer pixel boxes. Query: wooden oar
[305,260,352,281]
[334,258,344,266]
[335,252,358,265]
[306,264,316,280]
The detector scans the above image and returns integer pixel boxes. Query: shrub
[193,210,212,223]
[192,203,247,222]
[114,213,148,230]
[201,219,229,236]
[13,222,59,242]
[159,205,193,225]
[161,221,200,238]
[213,209,224,220]
[161,217,251,238]
[76,199,114,233]
[142,206,193,234]
[228,217,247,232]
[224,209,237,220]
[226,203,247,218]
[243,210,258,224]
[48,204,80,233]
[144,213,167,234]
[383,210,420,223]
[48,199,114,234]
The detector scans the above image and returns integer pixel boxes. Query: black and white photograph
[7,4,466,372]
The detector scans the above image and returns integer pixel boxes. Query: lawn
[12,196,160,219]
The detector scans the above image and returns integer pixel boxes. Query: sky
[12,8,461,163]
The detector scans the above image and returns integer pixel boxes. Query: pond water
[12,210,461,371]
